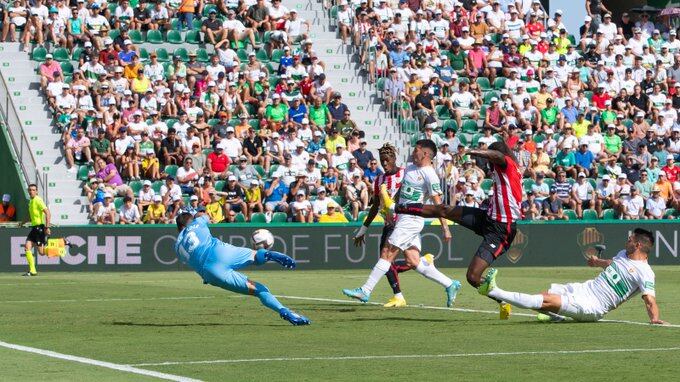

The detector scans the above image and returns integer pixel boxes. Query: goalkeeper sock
[25,249,36,275]
[488,288,543,310]
[253,282,284,312]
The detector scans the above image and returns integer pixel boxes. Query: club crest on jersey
[577,227,604,259]
[506,229,528,264]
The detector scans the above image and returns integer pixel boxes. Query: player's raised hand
[587,256,599,267]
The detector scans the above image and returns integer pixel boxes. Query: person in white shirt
[160,176,182,207]
[311,186,331,220]
[119,196,142,224]
[446,82,480,129]
[623,187,645,220]
[290,190,313,222]
[216,127,243,160]
[478,228,664,324]
[571,172,595,218]
[336,1,352,44]
[137,180,155,212]
[290,144,310,172]
[645,187,667,219]
[285,9,309,44]
[596,13,617,41]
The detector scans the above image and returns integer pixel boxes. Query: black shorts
[27,225,47,246]
[379,224,395,250]
[457,207,516,265]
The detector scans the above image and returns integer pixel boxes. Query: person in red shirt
[662,157,679,183]
[207,146,231,179]
[591,86,611,110]
[299,73,313,99]
[502,44,521,77]
[525,13,545,38]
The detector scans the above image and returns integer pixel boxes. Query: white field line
[274,295,680,328]
[129,347,680,366]
[0,340,202,382]
[0,296,218,304]
[0,279,190,287]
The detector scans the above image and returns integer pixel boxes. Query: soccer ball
[251,229,275,249]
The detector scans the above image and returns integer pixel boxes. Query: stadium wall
[1,222,678,271]
[0,125,28,221]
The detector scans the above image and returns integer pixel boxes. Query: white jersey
[583,250,656,314]
[388,164,441,251]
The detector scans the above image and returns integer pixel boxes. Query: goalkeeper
[175,212,310,325]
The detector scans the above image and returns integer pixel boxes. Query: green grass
[1,267,680,381]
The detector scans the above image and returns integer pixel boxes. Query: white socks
[488,288,543,310]
[361,258,391,294]
[415,259,453,288]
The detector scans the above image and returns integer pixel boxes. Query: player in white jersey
[343,140,462,306]
[478,228,665,324]
[353,143,434,308]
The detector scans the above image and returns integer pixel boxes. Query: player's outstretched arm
[466,149,507,167]
[586,256,612,269]
[642,294,665,325]
[354,195,380,247]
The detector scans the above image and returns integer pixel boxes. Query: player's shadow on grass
[110,321,281,327]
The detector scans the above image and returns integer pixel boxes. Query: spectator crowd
[8,0,680,223]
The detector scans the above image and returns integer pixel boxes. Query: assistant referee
[23,184,51,277]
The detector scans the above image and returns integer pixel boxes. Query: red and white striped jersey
[487,156,523,223]
[373,167,405,198]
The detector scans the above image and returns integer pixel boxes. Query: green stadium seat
[248,119,260,130]
[173,48,189,62]
[400,119,419,134]
[207,118,220,126]
[128,29,144,44]
[344,211,354,222]
[358,210,368,222]
[476,77,491,90]
[268,164,279,178]
[522,178,535,193]
[331,195,345,207]
[272,212,287,222]
[234,213,246,222]
[155,48,170,62]
[493,76,507,90]
[271,49,284,63]
[185,30,201,44]
[483,91,500,104]
[202,4,217,16]
[563,209,577,220]
[167,30,183,44]
[435,105,450,120]
[76,165,90,181]
[376,77,386,92]
[152,181,163,193]
[329,5,338,19]
[471,133,482,147]
[582,209,598,220]
[237,48,249,61]
[146,29,163,44]
[31,46,47,61]
[251,212,267,223]
[60,61,74,75]
[253,165,265,177]
[129,180,143,194]
[602,208,616,220]
[543,178,555,188]
[108,29,120,41]
[256,49,269,63]
[114,197,124,210]
[52,47,70,62]
[664,208,677,219]
[214,180,225,191]
[71,47,83,61]
[196,48,210,62]
[192,19,203,30]
[139,47,149,60]
[461,119,478,134]
[441,120,458,132]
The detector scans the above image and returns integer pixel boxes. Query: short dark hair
[488,141,517,163]
[632,228,654,253]
[28,183,38,189]
[415,139,437,157]
[176,212,194,232]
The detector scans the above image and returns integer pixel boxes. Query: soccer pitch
[1,267,679,381]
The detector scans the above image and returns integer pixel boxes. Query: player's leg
[379,225,407,307]
[405,247,462,307]
[478,268,558,311]
[23,239,37,276]
[343,244,399,302]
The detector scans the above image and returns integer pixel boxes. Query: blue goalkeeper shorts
[200,242,255,294]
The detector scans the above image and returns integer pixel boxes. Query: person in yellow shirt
[205,192,225,223]
[571,113,591,139]
[324,128,346,153]
[553,29,571,55]
[145,195,167,223]
[124,55,143,80]
[318,201,349,223]
[23,184,51,276]
[131,69,151,94]
[245,180,263,220]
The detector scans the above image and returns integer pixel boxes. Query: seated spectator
[205,191,226,223]
[345,173,368,221]
[572,172,595,218]
[0,194,16,222]
[144,195,166,224]
[119,196,142,224]
[521,191,543,220]
[220,175,248,218]
[290,190,313,223]
[622,187,645,220]
[207,145,231,179]
[96,193,116,225]
[645,186,669,219]
[244,180,263,220]
[318,201,348,223]
[264,174,289,215]
[542,187,568,220]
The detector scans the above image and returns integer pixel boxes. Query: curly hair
[378,143,398,159]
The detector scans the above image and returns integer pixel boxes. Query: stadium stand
[0,0,679,224]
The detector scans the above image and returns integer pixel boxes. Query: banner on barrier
[1,223,678,271]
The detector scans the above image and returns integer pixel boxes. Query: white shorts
[549,283,605,322]
[387,215,424,251]
[456,107,476,117]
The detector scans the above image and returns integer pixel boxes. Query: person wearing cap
[520,189,543,220]
[206,141,231,179]
[445,81,480,130]
[317,200,348,223]
[645,185,668,219]
[654,170,674,203]
[541,185,568,220]
[570,172,595,218]
[603,123,623,161]
[143,193,166,224]
[0,193,15,222]
[288,188,312,223]
[39,52,63,92]
[200,8,226,45]
[94,191,116,225]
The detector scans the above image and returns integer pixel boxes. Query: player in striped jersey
[478,228,665,325]
[383,141,522,318]
[352,143,434,308]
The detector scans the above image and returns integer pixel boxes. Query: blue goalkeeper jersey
[174,215,219,272]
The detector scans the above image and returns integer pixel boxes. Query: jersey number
[178,231,199,262]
